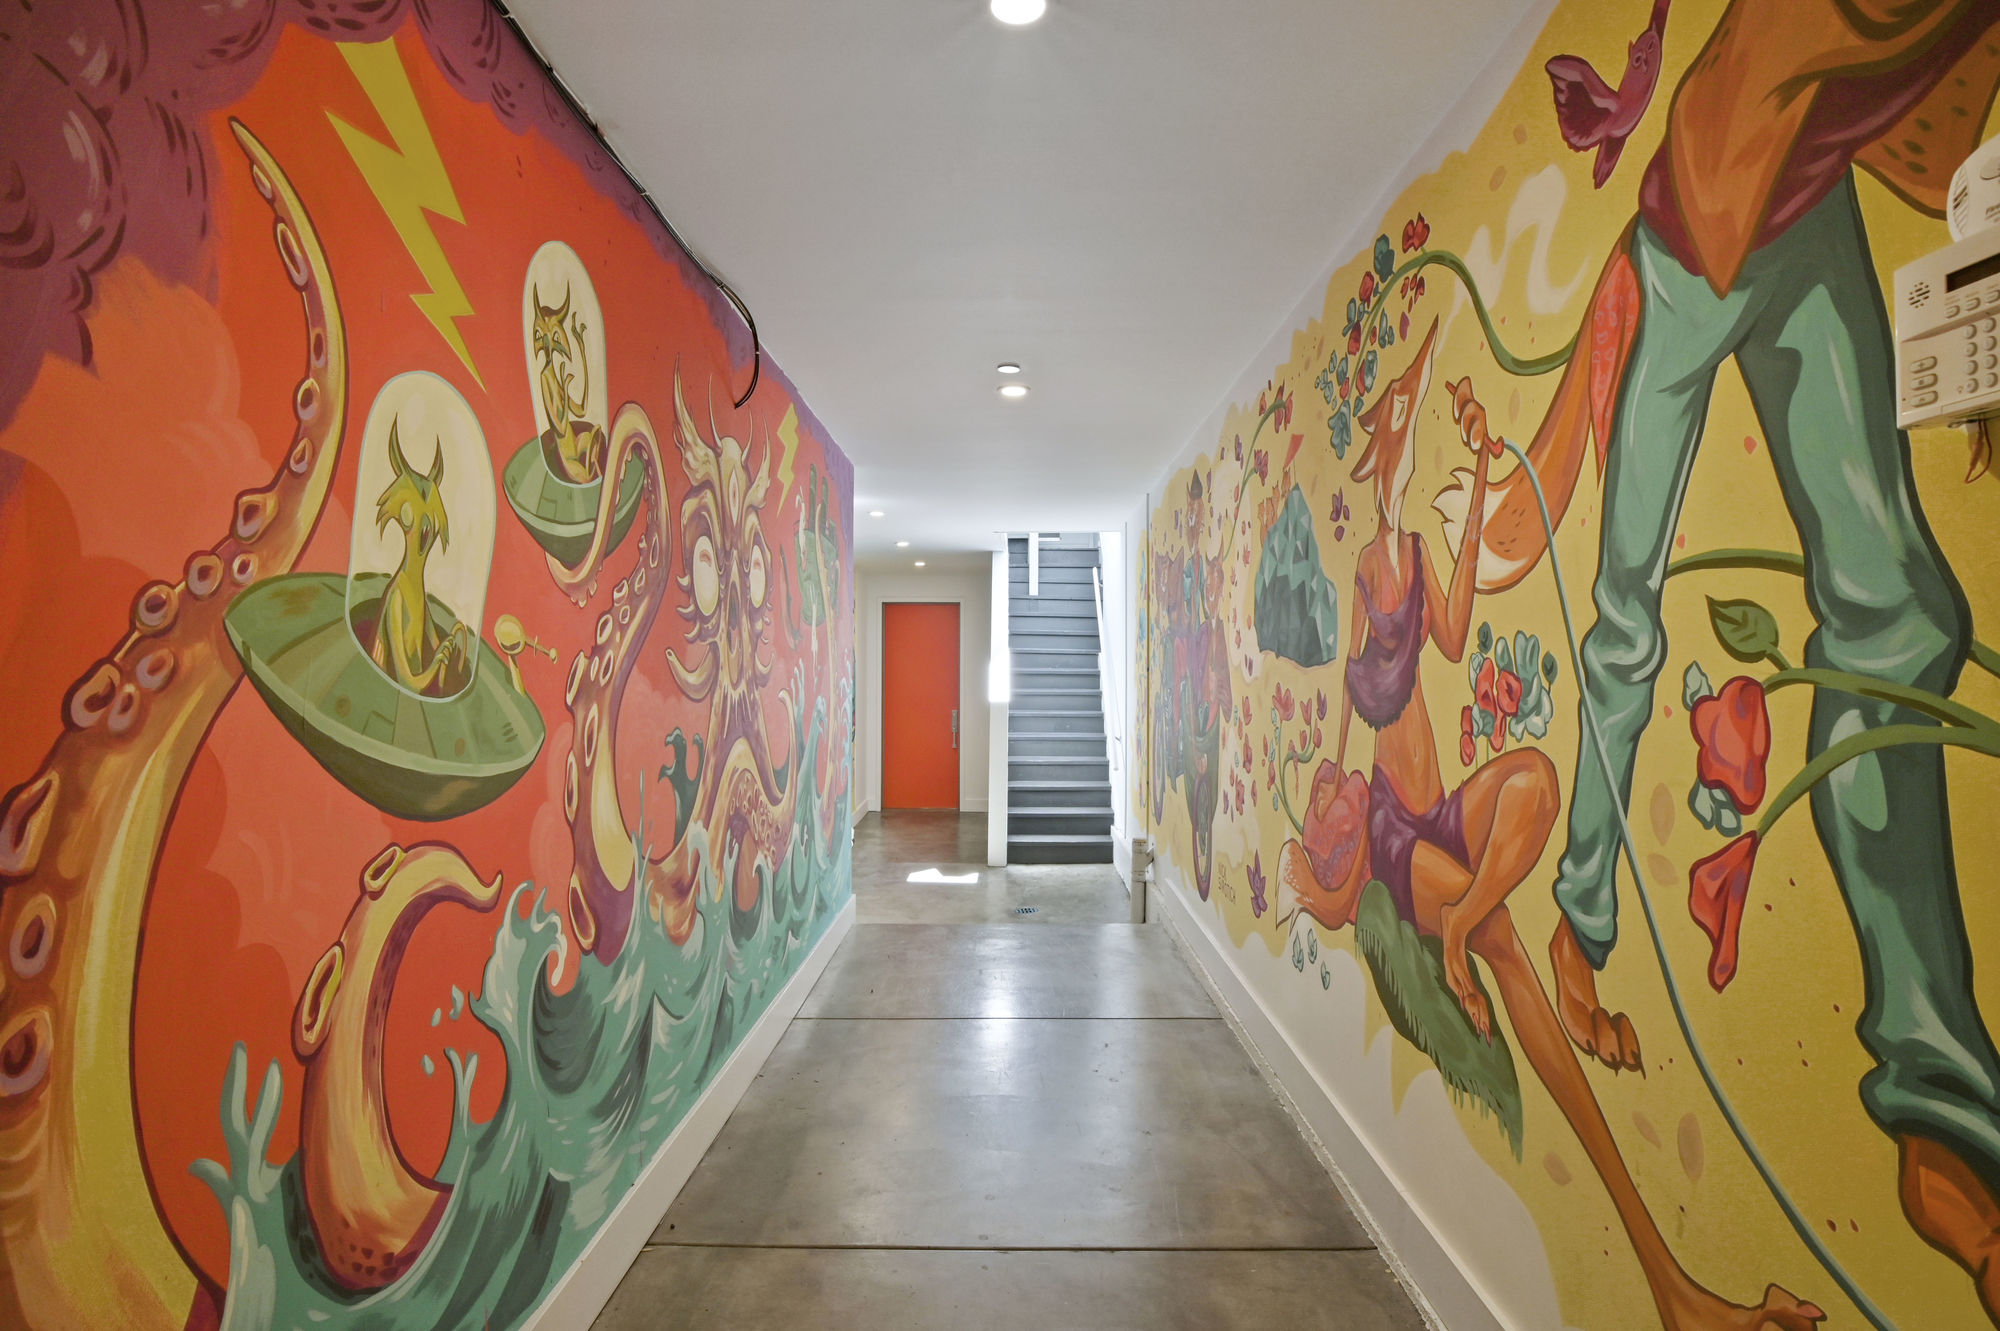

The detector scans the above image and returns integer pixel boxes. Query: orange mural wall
[0,6,852,1328]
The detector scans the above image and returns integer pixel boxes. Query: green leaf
[1477,621,1493,654]
[1542,651,1558,684]
[1688,779,1718,831]
[1683,661,1714,710]
[1706,596,1783,664]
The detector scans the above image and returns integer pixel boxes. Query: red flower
[1689,834,1758,990]
[1461,733,1479,766]
[1348,323,1364,356]
[1490,723,1507,753]
[1402,213,1431,252]
[1495,669,1523,718]
[1359,271,1376,304]
[1475,659,1499,714]
[1277,686,1295,720]
[1690,677,1771,812]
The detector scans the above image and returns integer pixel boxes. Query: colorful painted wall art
[0,5,852,1328]
[1135,2,2000,1326]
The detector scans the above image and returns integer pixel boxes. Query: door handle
[951,709,959,750]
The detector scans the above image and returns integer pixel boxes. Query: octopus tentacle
[556,402,673,961]
[292,843,502,1290]
[0,119,346,1328]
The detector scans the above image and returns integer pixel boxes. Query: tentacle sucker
[0,119,347,1329]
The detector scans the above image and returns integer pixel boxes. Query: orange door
[882,602,961,809]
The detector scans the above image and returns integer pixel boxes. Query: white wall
[854,565,993,814]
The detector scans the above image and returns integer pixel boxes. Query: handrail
[1092,564,1122,775]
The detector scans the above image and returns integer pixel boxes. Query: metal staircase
[1006,535,1113,864]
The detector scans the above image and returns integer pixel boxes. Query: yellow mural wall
[1134,2,2000,1327]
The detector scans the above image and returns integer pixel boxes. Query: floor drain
[1013,906,1038,915]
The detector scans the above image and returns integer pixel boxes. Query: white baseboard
[1111,835,1133,891]
[961,797,990,813]
[523,896,856,1330]
[1152,881,1502,1331]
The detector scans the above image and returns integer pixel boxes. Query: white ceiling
[507,0,1537,560]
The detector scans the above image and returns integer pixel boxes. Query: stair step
[1005,833,1114,865]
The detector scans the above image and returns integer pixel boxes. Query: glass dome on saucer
[502,240,643,566]
[224,372,545,819]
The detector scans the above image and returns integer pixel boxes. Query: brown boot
[1899,1134,2000,1322]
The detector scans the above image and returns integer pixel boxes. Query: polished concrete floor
[594,811,1423,1330]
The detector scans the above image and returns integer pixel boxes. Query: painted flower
[1402,213,1431,252]
[1400,312,1411,342]
[1359,271,1377,305]
[1316,689,1328,720]
[1460,705,1478,767]
[1495,668,1523,718]
[1689,834,1758,990]
[1475,658,1501,715]
[1348,322,1364,356]
[1690,677,1771,812]
[1254,449,1270,480]
[1277,685,1295,720]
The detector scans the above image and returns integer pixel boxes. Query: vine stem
[1763,666,1998,733]
[1756,722,2000,840]
[1503,439,1892,1330]
[1667,546,2000,685]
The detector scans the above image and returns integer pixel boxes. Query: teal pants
[1555,175,2000,1190]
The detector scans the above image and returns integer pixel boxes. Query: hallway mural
[1136,1,2000,1326]
[0,6,852,1329]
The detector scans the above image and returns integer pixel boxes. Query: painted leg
[1433,749,1561,1039]
[1900,1134,2000,1322]
[1739,178,2000,1227]
[1553,219,1742,1069]
[1468,911,1825,1331]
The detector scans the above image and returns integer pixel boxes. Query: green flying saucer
[224,572,545,820]
[502,434,644,567]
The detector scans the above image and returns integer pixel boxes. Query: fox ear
[428,437,445,487]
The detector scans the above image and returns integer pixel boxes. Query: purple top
[1347,537,1425,730]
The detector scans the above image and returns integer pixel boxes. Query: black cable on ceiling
[490,1,763,409]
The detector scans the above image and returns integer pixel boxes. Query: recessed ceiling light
[990,0,1046,25]
[999,384,1029,399]
[868,509,885,518]
[996,362,1022,375]
[897,540,910,547]
[914,560,927,567]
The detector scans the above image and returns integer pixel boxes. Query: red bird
[1546,0,1670,188]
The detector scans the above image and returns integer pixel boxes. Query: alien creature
[367,420,471,697]
[532,284,607,484]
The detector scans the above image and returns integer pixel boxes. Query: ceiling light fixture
[896,540,910,547]
[868,509,885,518]
[996,362,1022,374]
[915,560,927,567]
[999,384,1029,399]
[990,0,1046,25]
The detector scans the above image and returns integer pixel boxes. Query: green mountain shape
[1254,485,1341,667]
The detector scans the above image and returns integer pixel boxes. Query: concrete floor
[594,811,1423,1330]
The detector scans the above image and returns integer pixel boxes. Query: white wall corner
[522,898,855,1330]
[987,549,1010,866]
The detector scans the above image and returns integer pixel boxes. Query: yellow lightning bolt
[329,39,484,388]
[774,404,801,495]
